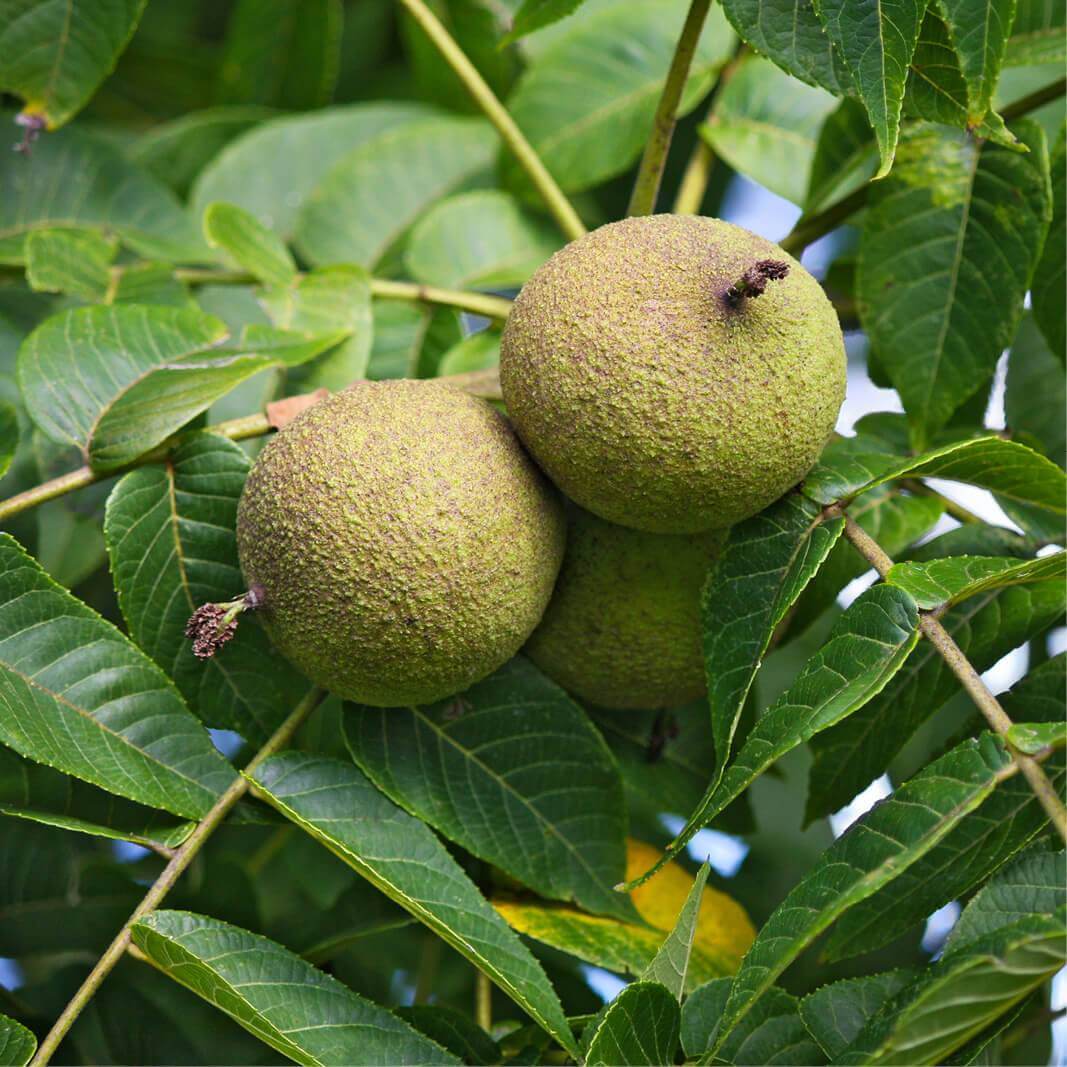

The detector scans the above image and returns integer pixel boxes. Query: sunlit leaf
[887,552,1066,609]
[249,752,578,1057]
[1006,720,1065,753]
[0,1012,35,1067]
[643,861,710,999]
[938,0,1015,123]
[132,911,460,1066]
[203,201,297,287]
[0,0,146,128]
[0,533,235,818]
[25,228,117,302]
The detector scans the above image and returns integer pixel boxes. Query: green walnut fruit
[500,214,846,534]
[524,505,727,709]
[237,380,566,706]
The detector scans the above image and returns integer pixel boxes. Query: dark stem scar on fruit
[185,586,265,660]
[13,113,46,156]
[724,259,790,307]
[646,711,680,763]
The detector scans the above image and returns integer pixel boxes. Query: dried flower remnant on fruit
[184,588,264,660]
[724,259,790,306]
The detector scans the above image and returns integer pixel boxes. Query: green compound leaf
[947,848,1066,950]
[1004,0,1066,65]
[104,433,311,744]
[720,0,852,94]
[812,0,926,176]
[622,494,844,890]
[840,912,1066,1064]
[806,579,1065,822]
[800,971,918,1060]
[0,744,194,850]
[714,734,1019,1052]
[344,657,634,922]
[0,1013,35,1067]
[25,228,118,302]
[1032,123,1065,361]
[18,304,342,471]
[887,552,1066,609]
[643,862,711,1000]
[191,102,437,242]
[203,201,297,287]
[0,0,146,128]
[248,751,578,1058]
[404,190,562,290]
[260,266,373,391]
[701,55,838,206]
[856,121,1052,447]
[503,0,736,196]
[0,127,207,265]
[1006,313,1066,462]
[805,433,1066,520]
[0,533,235,819]
[132,910,460,1066]
[682,980,827,1064]
[296,116,497,268]
[0,402,17,481]
[585,982,680,1066]
[937,0,1016,124]
[698,584,919,830]
[806,97,880,214]
[820,654,1065,961]
[1006,721,1065,754]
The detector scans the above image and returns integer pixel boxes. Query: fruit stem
[396,0,586,242]
[628,0,714,217]
[28,687,327,1067]
[724,259,789,306]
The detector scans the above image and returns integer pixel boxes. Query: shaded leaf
[807,578,1065,821]
[0,0,146,127]
[682,980,827,1064]
[1006,313,1066,462]
[503,0,585,42]
[260,267,374,391]
[249,752,578,1057]
[191,102,438,243]
[947,848,1066,949]
[821,655,1065,960]
[702,56,837,206]
[0,744,193,849]
[887,552,1066,609]
[344,657,633,921]
[395,1007,500,1066]
[0,403,17,481]
[806,97,879,213]
[720,0,852,94]
[437,331,501,377]
[800,971,917,1060]
[1004,0,1066,64]
[215,0,342,110]
[804,433,1066,520]
[131,911,460,1066]
[0,1013,34,1067]
[699,585,920,834]
[938,0,1016,122]
[856,122,1052,447]
[813,0,925,176]
[0,127,206,264]
[25,228,117,302]
[296,116,497,268]
[503,0,736,195]
[18,305,341,470]
[717,735,1019,1045]
[643,861,711,999]
[841,912,1066,1064]
[1032,123,1065,361]
[203,201,297,287]
[404,190,561,289]
[0,533,235,818]
[104,433,311,744]
[585,982,680,1066]
[1006,720,1065,753]
[496,837,753,989]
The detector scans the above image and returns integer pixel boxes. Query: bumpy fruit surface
[237,380,565,706]
[500,214,846,533]
[524,505,726,709]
